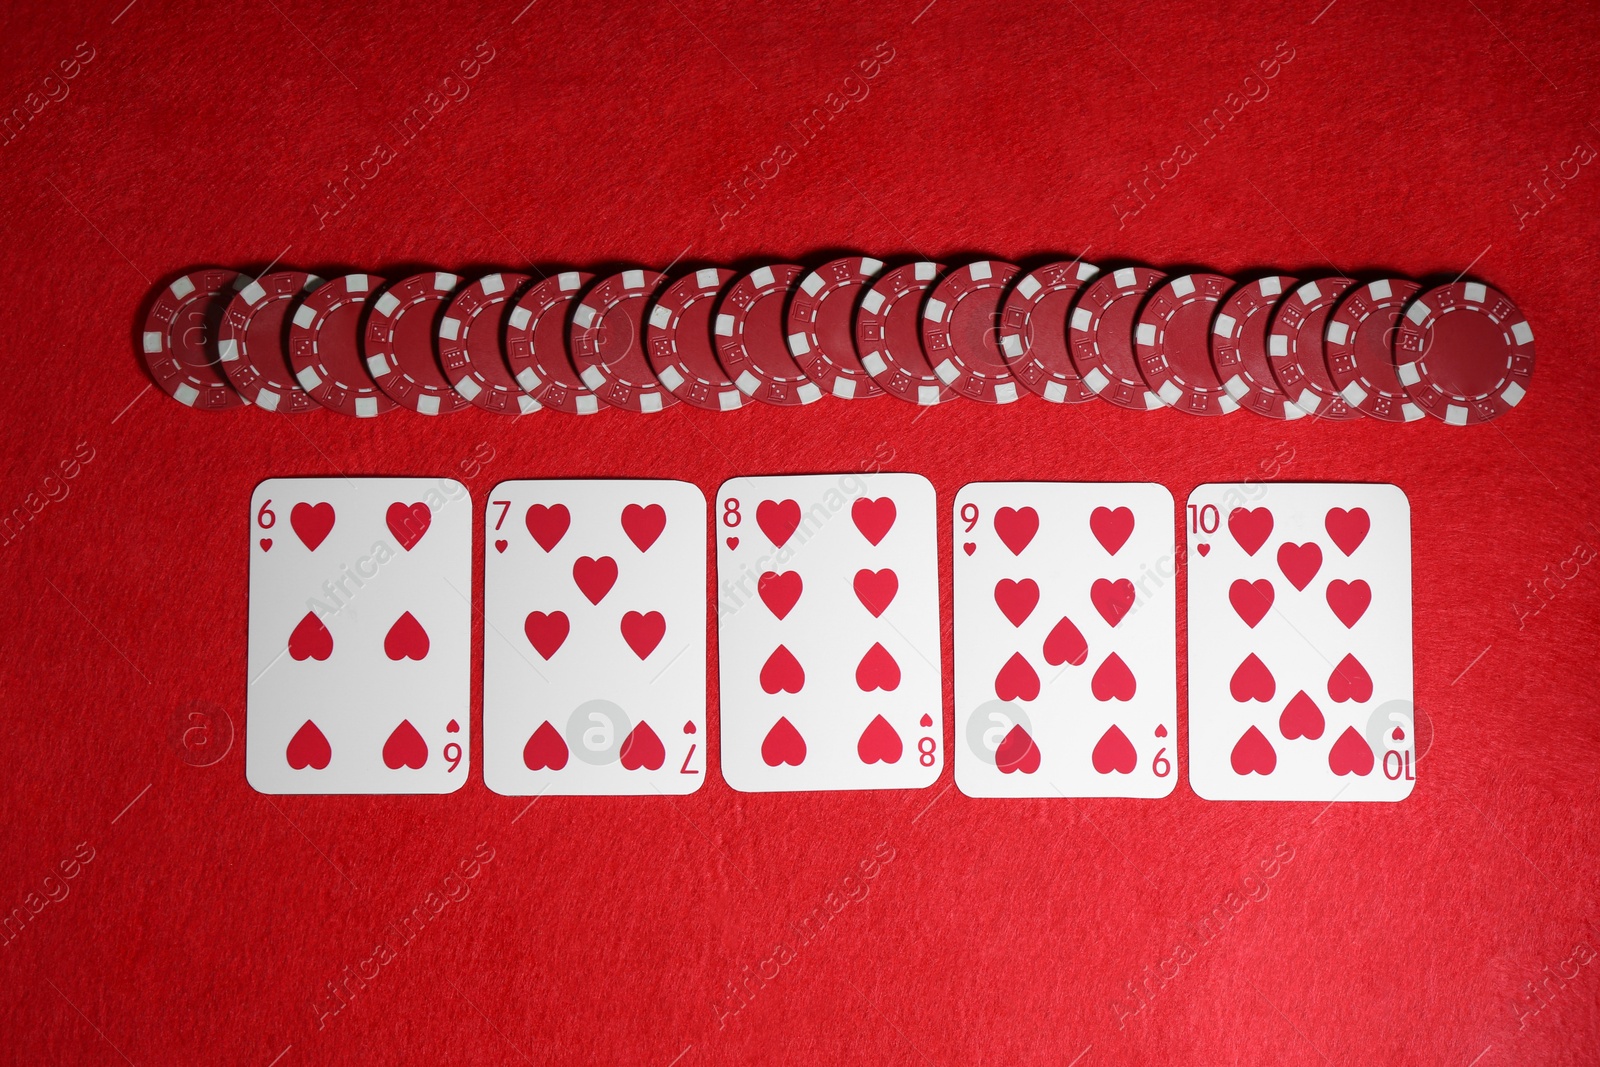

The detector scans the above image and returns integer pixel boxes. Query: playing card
[246,477,472,794]
[483,480,706,796]
[1187,482,1414,801]
[953,483,1177,798]
[717,473,941,792]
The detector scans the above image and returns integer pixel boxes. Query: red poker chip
[140,269,250,410]
[505,271,601,416]
[570,269,676,413]
[218,271,323,413]
[921,259,1022,404]
[365,272,471,416]
[439,272,540,416]
[786,256,885,400]
[647,268,745,411]
[288,273,396,418]
[855,261,954,406]
[1324,278,1425,423]
[1134,272,1238,416]
[1210,276,1303,421]
[1266,277,1361,420]
[715,264,821,406]
[1395,281,1534,426]
[1067,266,1166,411]
[999,259,1101,404]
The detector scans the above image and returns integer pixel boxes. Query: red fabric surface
[3,1,1598,1063]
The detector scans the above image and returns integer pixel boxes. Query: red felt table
[3,1,1598,1064]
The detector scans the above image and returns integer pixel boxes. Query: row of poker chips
[139,259,1535,426]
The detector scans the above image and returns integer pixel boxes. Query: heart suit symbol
[1092,725,1137,774]
[857,715,903,764]
[851,497,897,545]
[285,720,331,770]
[1278,690,1326,741]
[382,720,428,770]
[523,721,569,770]
[1042,616,1088,666]
[385,502,431,551]
[856,643,901,692]
[572,556,618,604]
[1091,653,1136,701]
[621,503,666,551]
[1089,506,1134,554]
[761,717,806,766]
[1277,542,1322,591]
[853,569,899,617]
[525,504,570,551]
[1229,579,1274,628]
[756,499,801,547]
[994,506,1039,555]
[994,652,1040,702]
[1091,578,1136,627]
[1328,726,1375,776]
[760,645,805,694]
[619,721,666,771]
[290,502,335,550]
[1325,507,1370,555]
[288,612,333,662]
[758,571,802,619]
[383,611,429,661]
[1230,653,1275,702]
[621,611,666,659]
[1231,726,1277,775]
[994,579,1039,627]
[524,611,569,659]
[1228,507,1273,556]
[995,725,1040,774]
[1326,580,1371,627]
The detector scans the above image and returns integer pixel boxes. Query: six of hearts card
[244,475,1416,801]
[246,477,472,794]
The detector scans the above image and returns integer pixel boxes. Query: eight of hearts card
[953,483,1178,798]
[716,473,942,792]
[246,478,472,794]
[1187,483,1415,802]
[483,480,707,795]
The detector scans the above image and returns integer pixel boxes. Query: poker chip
[715,264,821,406]
[1266,277,1361,420]
[786,257,885,400]
[998,259,1101,404]
[569,269,676,413]
[647,268,745,411]
[1324,279,1425,423]
[920,259,1022,404]
[288,273,396,418]
[146,256,1534,428]
[1134,272,1238,416]
[1067,266,1166,410]
[855,261,954,405]
[505,271,601,415]
[1394,281,1534,425]
[218,270,324,413]
[438,272,540,416]
[364,272,472,416]
[140,269,250,410]
[1210,276,1303,420]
